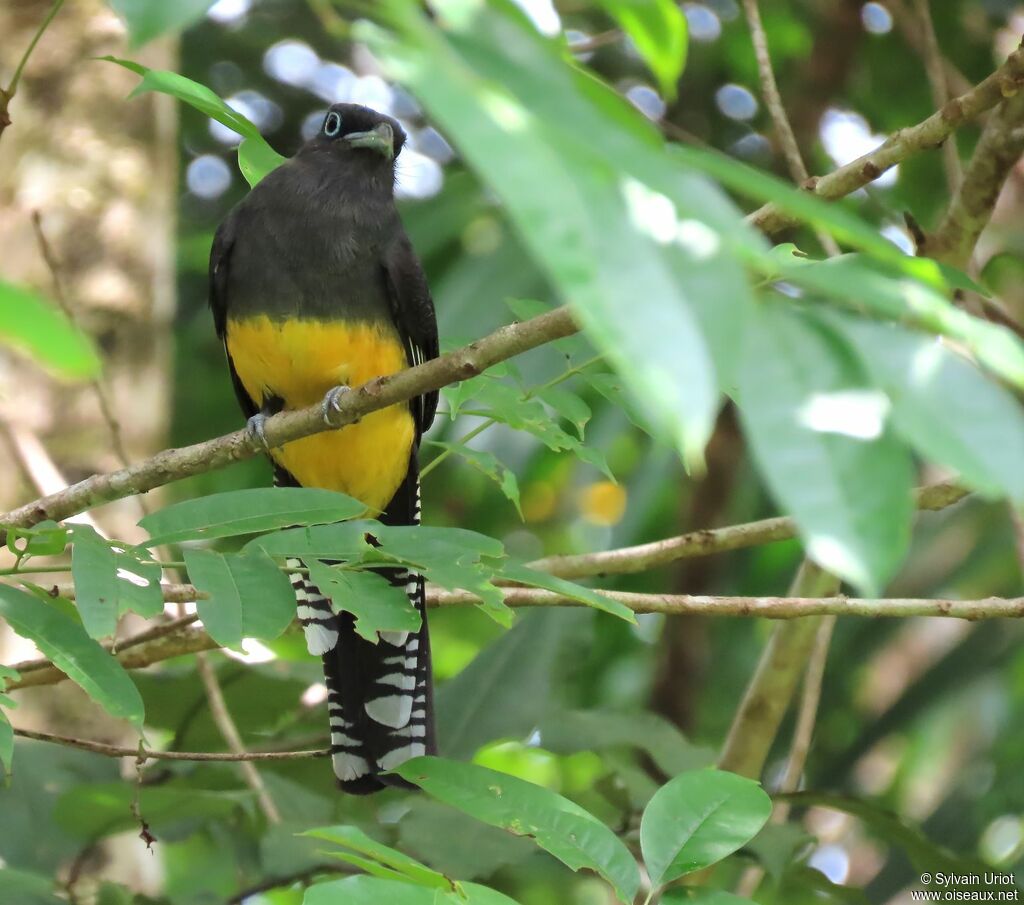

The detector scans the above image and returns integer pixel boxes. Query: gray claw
[322,384,351,425]
[246,413,271,450]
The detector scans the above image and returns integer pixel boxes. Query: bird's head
[309,103,406,165]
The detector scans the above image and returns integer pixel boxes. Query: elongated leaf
[363,2,729,466]
[140,487,367,545]
[305,875,521,905]
[640,769,772,887]
[779,792,1002,882]
[102,58,285,184]
[69,526,119,638]
[820,311,1024,505]
[238,135,288,188]
[537,710,715,776]
[776,252,1024,392]
[0,586,144,726]
[437,610,578,760]
[0,868,66,905]
[303,825,450,889]
[425,441,523,515]
[737,304,914,594]
[184,549,296,648]
[394,757,640,903]
[55,782,249,840]
[662,890,754,905]
[501,562,635,623]
[0,281,99,379]
[305,562,420,643]
[108,0,217,46]
[0,710,13,776]
[592,0,687,98]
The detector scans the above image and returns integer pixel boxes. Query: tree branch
[8,586,1024,692]
[12,726,328,761]
[926,90,1024,268]
[530,480,968,578]
[0,307,577,537]
[747,43,1024,235]
[717,561,840,778]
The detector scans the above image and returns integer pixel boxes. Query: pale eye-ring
[324,111,343,137]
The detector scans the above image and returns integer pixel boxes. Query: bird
[208,103,439,793]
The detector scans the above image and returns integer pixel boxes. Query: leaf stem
[0,0,65,140]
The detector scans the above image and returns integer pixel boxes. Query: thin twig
[886,0,973,98]
[31,212,138,478]
[0,0,65,140]
[12,726,328,761]
[746,44,1024,235]
[912,0,961,192]
[0,307,578,538]
[195,653,282,823]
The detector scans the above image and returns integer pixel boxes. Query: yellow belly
[225,315,415,513]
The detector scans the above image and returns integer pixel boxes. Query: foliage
[1,0,1023,903]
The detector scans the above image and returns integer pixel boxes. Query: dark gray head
[303,103,406,166]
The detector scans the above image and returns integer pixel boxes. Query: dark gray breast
[223,152,400,323]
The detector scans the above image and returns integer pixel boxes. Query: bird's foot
[322,384,355,425]
[246,413,272,451]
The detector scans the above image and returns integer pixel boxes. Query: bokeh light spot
[186,154,232,199]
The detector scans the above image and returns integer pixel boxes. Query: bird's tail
[289,460,435,793]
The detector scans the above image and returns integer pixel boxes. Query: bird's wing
[209,211,259,420]
[382,232,439,438]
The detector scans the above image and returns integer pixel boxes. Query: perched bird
[208,104,439,793]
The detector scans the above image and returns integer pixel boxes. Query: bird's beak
[345,122,395,159]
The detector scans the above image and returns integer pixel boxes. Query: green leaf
[394,757,641,903]
[4,521,69,560]
[363,1,737,466]
[0,280,100,379]
[437,610,580,760]
[591,0,688,98]
[54,781,249,840]
[0,585,144,727]
[537,710,715,776]
[820,311,1024,505]
[70,526,119,638]
[140,487,367,545]
[371,525,512,626]
[70,528,163,635]
[302,825,451,889]
[778,791,1001,882]
[500,561,636,623]
[184,549,296,647]
[101,58,285,185]
[0,709,13,776]
[661,890,755,905]
[112,547,164,619]
[238,134,288,188]
[305,875,522,905]
[0,868,66,905]
[107,0,217,47]
[535,386,591,438]
[640,769,772,887]
[305,562,421,643]
[774,252,1024,392]
[426,441,523,515]
[736,303,915,594]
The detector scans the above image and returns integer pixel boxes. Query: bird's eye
[323,111,343,137]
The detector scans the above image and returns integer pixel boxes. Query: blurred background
[2,1,1024,903]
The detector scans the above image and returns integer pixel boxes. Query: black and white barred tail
[288,464,435,793]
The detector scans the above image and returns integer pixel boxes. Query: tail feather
[285,460,435,793]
